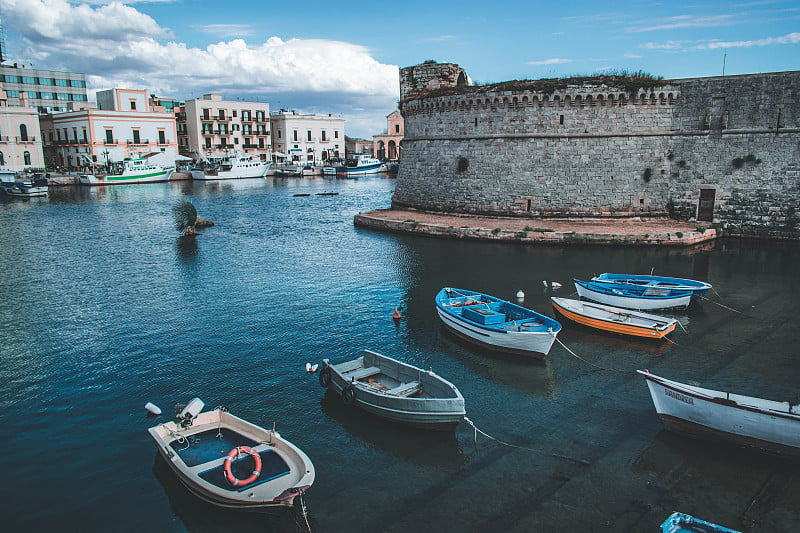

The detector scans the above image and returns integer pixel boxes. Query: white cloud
[424,35,456,42]
[0,0,399,137]
[527,58,573,66]
[629,14,740,33]
[193,24,254,37]
[623,52,642,58]
[699,31,800,49]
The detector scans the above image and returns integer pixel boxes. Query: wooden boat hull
[435,288,561,358]
[638,370,800,457]
[574,279,691,310]
[148,409,315,509]
[322,350,465,429]
[550,297,676,339]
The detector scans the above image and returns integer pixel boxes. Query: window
[4,75,19,83]
[158,130,166,144]
[55,79,69,87]
[70,80,86,88]
[322,130,327,141]
[234,138,239,145]
[218,110,225,120]
[39,92,53,100]
[22,76,36,84]
[38,77,54,85]
[82,128,88,143]
[56,93,69,101]
[6,90,19,97]
[132,130,140,144]
[130,99,137,110]
[277,130,281,139]
[395,124,400,133]
[293,130,298,141]
[232,110,237,117]
[24,151,32,165]
[258,138,264,148]
[205,138,212,148]
[19,124,28,142]
[0,152,4,165]
[202,109,210,120]
[559,115,564,125]
[307,130,312,141]
[334,130,339,139]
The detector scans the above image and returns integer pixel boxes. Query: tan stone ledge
[354,208,718,247]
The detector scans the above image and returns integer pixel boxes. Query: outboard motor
[176,398,204,428]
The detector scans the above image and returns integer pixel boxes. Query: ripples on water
[1,178,799,532]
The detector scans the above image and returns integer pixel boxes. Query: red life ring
[223,446,262,487]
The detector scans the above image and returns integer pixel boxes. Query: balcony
[215,115,231,122]
[104,139,119,145]
[242,143,259,149]
[15,136,37,143]
[127,139,149,146]
[157,139,171,145]
[0,135,9,143]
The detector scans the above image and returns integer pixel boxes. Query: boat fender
[319,365,331,388]
[223,446,262,487]
[342,383,356,406]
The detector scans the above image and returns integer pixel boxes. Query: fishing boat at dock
[435,287,562,358]
[147,398,315,510]
[550,297,677,339]
[638,370,800,458]
[80,156,174,185]
[323,154,385,177]
[192,152,271,180]
[591,273,711,300]
[574,279,692,310]
[318,350,465,430]
[1,174,48,197]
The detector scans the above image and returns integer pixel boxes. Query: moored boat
[328,154,385,177]
[551,297,677,339]
[574,279,692,310]
[638,370,800,457]
[592,273,711,299]
[193,152,271,180]
[148,398,315,509]
[318,350,465,429]
[1,174,48,197]
[80,157,174,185]
[660,511,740,533]
[435,287,562,357]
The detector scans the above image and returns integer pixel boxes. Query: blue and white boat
[660,511,740,533]
[574,279,692,310]
[435,288,562,358]
[326,154,385,177]
[1,174,48,198]
[591,273,711,299]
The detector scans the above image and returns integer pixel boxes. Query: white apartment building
[40,88,178,170]
[0,87,45,170]
[270,110,344,165]
[179,94,271,160]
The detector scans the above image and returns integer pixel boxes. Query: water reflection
[152,455,301,532]
[175,235,199,264]
[436,327,559,398]
[319,392,467,472]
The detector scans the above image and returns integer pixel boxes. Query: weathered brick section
[394,62,800,239]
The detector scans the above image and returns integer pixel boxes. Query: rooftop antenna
[722,49,726,77]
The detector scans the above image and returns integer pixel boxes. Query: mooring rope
[463,416,590,466]
[700,295,744,314]
[553,336,628,374]
[297,492,312,533]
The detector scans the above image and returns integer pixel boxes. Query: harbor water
[1,177,799,532]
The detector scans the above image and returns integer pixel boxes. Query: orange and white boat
[550,297,677,339]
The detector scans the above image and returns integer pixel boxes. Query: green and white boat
[80,157,174,185]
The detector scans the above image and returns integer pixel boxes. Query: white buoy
[145,402,162,416]
[305,362,311,372]
[306,363,319,374]
[516,290,525,301]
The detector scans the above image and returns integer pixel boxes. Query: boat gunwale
[551,297,676,333]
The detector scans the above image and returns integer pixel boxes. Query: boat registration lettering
[665,388,693,405]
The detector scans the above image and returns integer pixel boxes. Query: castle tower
[399,61,468,102]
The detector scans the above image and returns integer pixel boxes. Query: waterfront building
[179,94,271,161]
[0,63,88,114]
[372,109,403,161]
[39,88,178,170]
[270,110,344,165]
[0,85,44,170]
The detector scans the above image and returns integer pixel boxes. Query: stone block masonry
[394,62,800,239]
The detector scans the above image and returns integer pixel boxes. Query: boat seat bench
[386,381,420,397]
[345,366,382,381]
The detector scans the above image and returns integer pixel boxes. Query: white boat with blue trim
[1,174,48,197]
[591,273,711,300]
[148,398,315,510]
[318,350,465,430]
[638,370,800,458]
[574,278,692,310]
[435,287,562,358]
[192,152,271,180]
[324,154,385,177]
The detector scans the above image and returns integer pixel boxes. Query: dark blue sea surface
[1,177,799,532]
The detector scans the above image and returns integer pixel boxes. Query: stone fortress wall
[393,62,800,238]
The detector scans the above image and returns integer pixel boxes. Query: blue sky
[1,0,798,137]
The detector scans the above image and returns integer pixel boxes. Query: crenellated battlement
[393,61,800,239]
